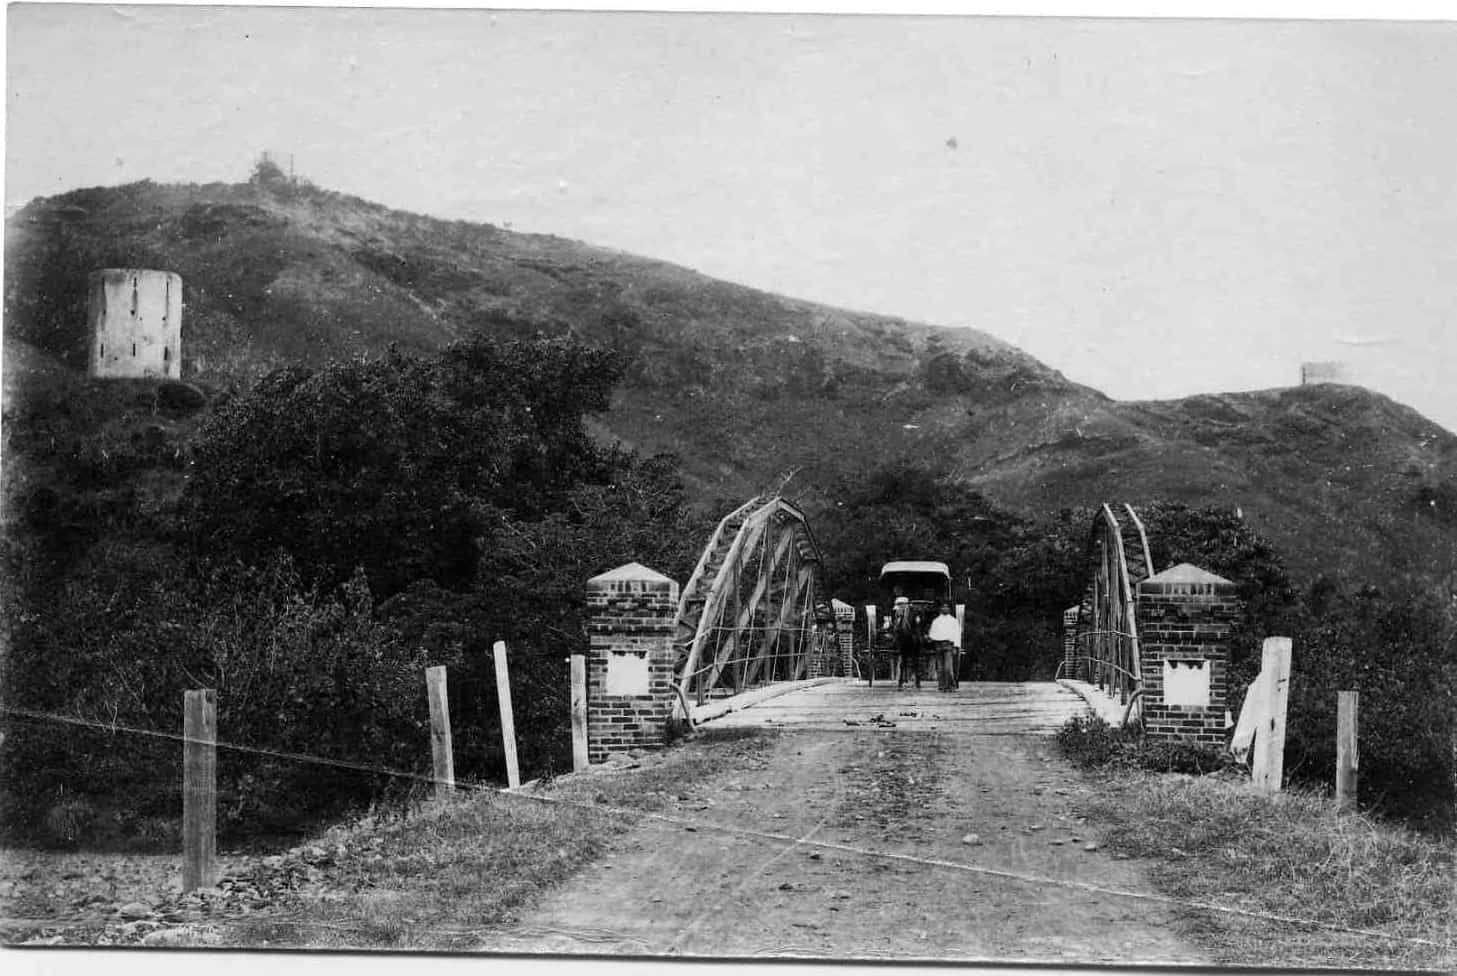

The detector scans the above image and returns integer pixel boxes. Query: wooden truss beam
[703,524,797,694]
[677,502,778,702]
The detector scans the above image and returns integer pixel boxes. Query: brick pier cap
[587,562,678,592]
[1140,562,1234,591]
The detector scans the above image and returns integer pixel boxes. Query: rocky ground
[1,837,385,947]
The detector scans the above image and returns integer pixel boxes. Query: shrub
[0,549,435,847]
[1059,715,1232,776]
[1136,741,1231,775]
[1057,715,1132,768]
[1284,586,1456,831]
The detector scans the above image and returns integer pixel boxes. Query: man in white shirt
[928,602,961,692]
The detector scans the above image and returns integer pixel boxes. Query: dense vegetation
[0,333,705,848]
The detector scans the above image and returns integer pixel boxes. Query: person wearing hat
[890,596,922,689]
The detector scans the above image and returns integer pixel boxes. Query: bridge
[580,494,1237,760]
[506,504,1238,960]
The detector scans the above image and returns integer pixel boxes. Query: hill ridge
[5,177,1457,588]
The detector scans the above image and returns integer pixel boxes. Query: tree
[1285,585,1456,830]
[1134,503,1303,709]
[181,334,625,598]
[816,464,1086,679]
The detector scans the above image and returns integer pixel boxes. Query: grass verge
[215,727,772,951]
[1064,737,1455,969]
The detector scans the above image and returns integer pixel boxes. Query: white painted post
[493,640,521,788]
[570,653,589,772]
[954,602,966,685]
[1229,672,1268,766]
[1251,637,1292,795]
[1336,690,1359,813]
[425,665,454,794]
[864,605,878,683]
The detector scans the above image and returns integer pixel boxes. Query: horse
[892,603,924,689]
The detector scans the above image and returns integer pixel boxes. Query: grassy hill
[6,175,1457,591]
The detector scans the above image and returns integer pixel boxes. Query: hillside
[5,176,1457,590]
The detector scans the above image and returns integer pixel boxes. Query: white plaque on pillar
[606,652,651,695]
[1163,659,1210,707]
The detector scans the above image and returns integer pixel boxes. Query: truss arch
[673,496,826,706]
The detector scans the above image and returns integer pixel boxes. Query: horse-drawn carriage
[857,560,962,687]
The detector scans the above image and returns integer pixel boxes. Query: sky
[7,3,1457,432]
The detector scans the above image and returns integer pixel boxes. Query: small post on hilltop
[493,641,521,788]
[1336,690,1359,813]
[426,665,454,794]
[570,653,589,773]
[182,689,217,892]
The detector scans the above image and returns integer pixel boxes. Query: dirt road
[481,681,1206,965]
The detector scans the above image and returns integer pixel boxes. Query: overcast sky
[8,5,1457,431]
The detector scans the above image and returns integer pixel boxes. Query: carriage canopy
[878,561,952,608]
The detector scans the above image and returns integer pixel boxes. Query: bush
[181,334,626,599]
[1058,715,1231,775]
[1136,741,1231,775]
[0,547,438,847]
[1057,715,1133,768]
[1284,586,1456,831]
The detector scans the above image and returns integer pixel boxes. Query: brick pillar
[1062,606,1080,680]
[1136,563,1238,746]
[585,562,680,764]
[832,599,854,677]
[807,623,825,678]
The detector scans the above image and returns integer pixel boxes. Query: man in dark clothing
[892,596,922,689]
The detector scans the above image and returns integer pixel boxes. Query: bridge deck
[707,680,1090,736]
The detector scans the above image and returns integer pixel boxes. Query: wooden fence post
[1336,690,1359,813]
[182,689,217,892]
[1251,637,1292,794]
[425,665,454,794]
[570,653,589,772]
[493,641,521,789]
[863,605,877,682]
[954,603,966,685]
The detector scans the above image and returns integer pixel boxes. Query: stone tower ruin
[87,268,182,379]
[1300,361,1349,386]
